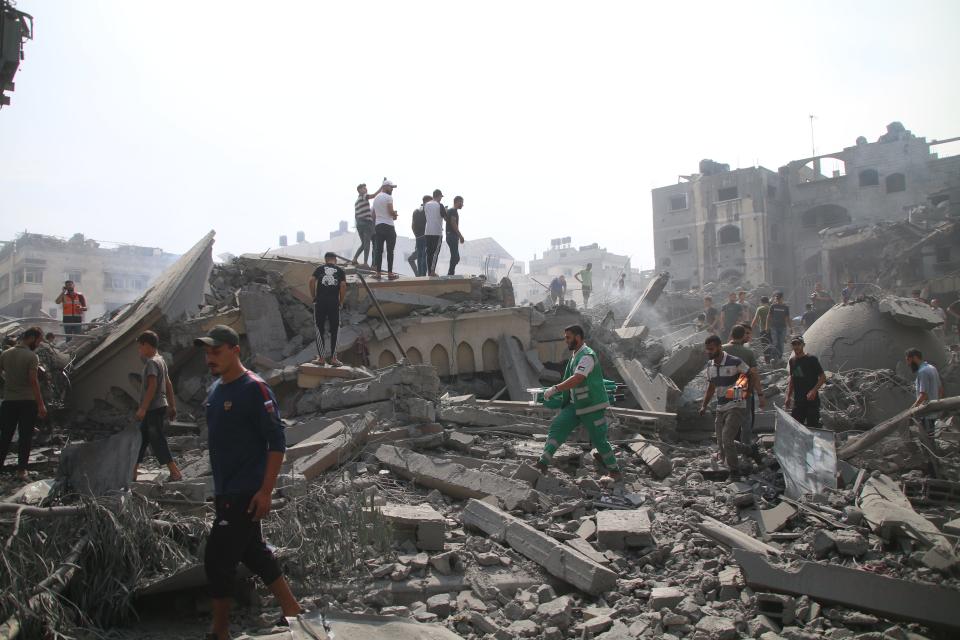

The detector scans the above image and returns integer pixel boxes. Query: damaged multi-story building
[652,122,960,306]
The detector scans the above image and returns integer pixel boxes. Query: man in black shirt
[407,195,430,276]
[801,303,818,331]
[703,296,720,334]
[765,291,792,360]
[720,292,743,339]
[309,252,348,367]
[446,196,465,275]
[785,336,826,427]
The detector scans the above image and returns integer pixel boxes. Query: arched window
[885,173,906,193]
[481,339,499,371]
[406,347,423,365]
[378,350,397,368]
[431,344,450,377]
[718,225,741,245]
[859,169,879,187]
[457,342,475,376]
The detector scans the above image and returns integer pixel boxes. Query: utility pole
[809,114,817,158]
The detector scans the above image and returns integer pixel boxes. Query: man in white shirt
[423,189,445,277]
[371,179,399,280]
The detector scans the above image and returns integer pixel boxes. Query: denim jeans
[413,236,427,276]
[770,326,787,359]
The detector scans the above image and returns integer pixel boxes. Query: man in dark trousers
[446,196,465,275]
[309,252,348,367]
[132,330,182,483]
[785,336,826,427]
[0,327,47,480]
[54,280,87,342]
[195,325,302,640]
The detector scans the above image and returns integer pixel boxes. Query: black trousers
[137,407,173,465]
[63,317,83,342]
[446,235,460,275]
[372,224,397,274]
[314,300,340,359]
[791,397,821,428]
[424,235,442,275]
[204,495,282,598]
[0,400,38,471]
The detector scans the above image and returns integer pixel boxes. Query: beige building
[0,232,178,322]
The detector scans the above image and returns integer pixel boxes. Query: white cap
[383,179,397,188]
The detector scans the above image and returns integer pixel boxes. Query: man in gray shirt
[906,348,943,437]
[0,327,47,480]
[133,330,182,482]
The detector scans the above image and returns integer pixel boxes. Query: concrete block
[285,414,360,445]
[380,503,446,551]
[295,376,396,414]
[285,420,350,461]
[292,414,375,480]
[647,586,685,610]
[446,431,478,452]
[744,502,798,536]
[614,326,648,341]
[297,363,369,389]
[626,438,672,479]
[564,537,609,565]
[462,498,618,595]
[613,357,679,413]
[56,425,140,496]
[437,405,518,427]
[595,509,655,550]
[373,445,542,512]
[238,283,287,362]
[498,334,540,402]
[660,345,705,390]
[405,397,436,423]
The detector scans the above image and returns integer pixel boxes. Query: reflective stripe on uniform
[575,402,609,415]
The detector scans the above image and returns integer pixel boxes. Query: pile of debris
[2,234,960,639]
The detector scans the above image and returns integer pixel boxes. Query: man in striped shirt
[699,334,751,479]
[352,183,380,268]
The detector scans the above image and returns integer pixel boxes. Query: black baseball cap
[194,324,240,348]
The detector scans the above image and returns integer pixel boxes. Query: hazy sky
[2,1,959,269]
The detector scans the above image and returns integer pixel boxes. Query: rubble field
[1,240,960,640]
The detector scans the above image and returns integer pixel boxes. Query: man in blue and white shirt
[906,348,944,437]
[699,334,751,479]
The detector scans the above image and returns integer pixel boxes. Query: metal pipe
[336,255,406,360]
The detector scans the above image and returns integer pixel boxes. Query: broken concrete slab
[238,283,287,362]
[837,395,960,460]
[322,608,467,640]
[647,586,685,610]
[879,295,945,329]
[296,363,370,389]
[696,514,782,556]
[595,509,655,550]
[295,375,396,415]
[621,271,669,329]
[379,503,446,551]
[56,425,141,496]
[660,345,705,390]
[285,414,360,446]
[284,420,351,461]
[614,326,648,341]
[626,438,672,479]
[744,502,798,538]
[498,334,541,402]
[564,537,609,565]
[462,498,618,595]
[733,549,960,633]
[292,414,375,480]
[857,473,958,571]
[70,231,215,411]
[613,357,678,413]
[773,407,837,499]
[373,444,542,512]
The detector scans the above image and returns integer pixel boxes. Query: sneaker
[328,358,343,367]
[387,273,400,280]
[535,462,549,475]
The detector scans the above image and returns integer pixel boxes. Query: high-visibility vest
[563,345,610,416]
[62,292,84,317]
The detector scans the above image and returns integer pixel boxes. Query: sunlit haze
[2,0,959,267]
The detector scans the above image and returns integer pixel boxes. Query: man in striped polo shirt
[352,183,380,268]
[699,334,751,479]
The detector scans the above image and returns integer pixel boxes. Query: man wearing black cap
[784,336,826,428]
[194,325,302,639]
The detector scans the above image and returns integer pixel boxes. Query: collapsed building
[1,228,959,640]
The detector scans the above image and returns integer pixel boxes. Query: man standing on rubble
[720,292,743,339]
[408,195,430,276]
[765,292,792,360]
[424,190,446,277]
[699,335,751,479]
[446,195,465,275]
[194,325,302,639]
[352,183,380,268]
[54,280,87,342]
[549,275,566,307]
[372,179,399,280]
[906,348,943,437]
[784,336,826,428]
[737,290,752,324]
[0,327,47,481]
[132,330,182,483]
[309,252,347,367]
[703,296,720,334]
[723,325,765,462]
[574,263,593,308]
[536,325,621,483]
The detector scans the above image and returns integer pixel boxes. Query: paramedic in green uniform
[535,325,621,481]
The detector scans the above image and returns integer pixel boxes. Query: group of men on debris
[352,179,466,281]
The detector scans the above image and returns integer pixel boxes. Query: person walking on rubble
[699,335,753,480]
[0,327,47,481]
[784,336,826,428]
[371,179,400,280]
[309,252,347,367]
[720,292,743,339]
[536,325,622,483]
[549,275,566,307]
[703,296,720,334]
[352,183,381,268]
[751,296,772,362]
[575,263,594,308]
[55,280,87,342]
[905,348,943,438]
[424,190,447,277]
[132,331,182,483]
[445,195,465,275]
[765,291,792,360]
[194,325,302,640]
[723,325,765,463]
[737,290,752,324]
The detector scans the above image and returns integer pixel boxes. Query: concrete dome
[802,299,948,372]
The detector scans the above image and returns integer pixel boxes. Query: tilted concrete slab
[695,514,782,556]
[284,420,350,461]
[878,295,945,329]
[626,438,672,479]
[285,414,360,446]
[462,498,618,595]
[498,334,541,402]
[621,272,669,329]
[55,425,140,496]
[292,414,375,480]
[70,231,215,410]
[238,283,287,361]
[595,509,655,549]
[744,502,798,537]
[660,345,705,390]
[733,549,960,632]
[373,444,542,512]
[614,326,649,341]
[613,357,679,413]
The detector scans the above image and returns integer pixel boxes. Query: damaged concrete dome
[802,297,948,372]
